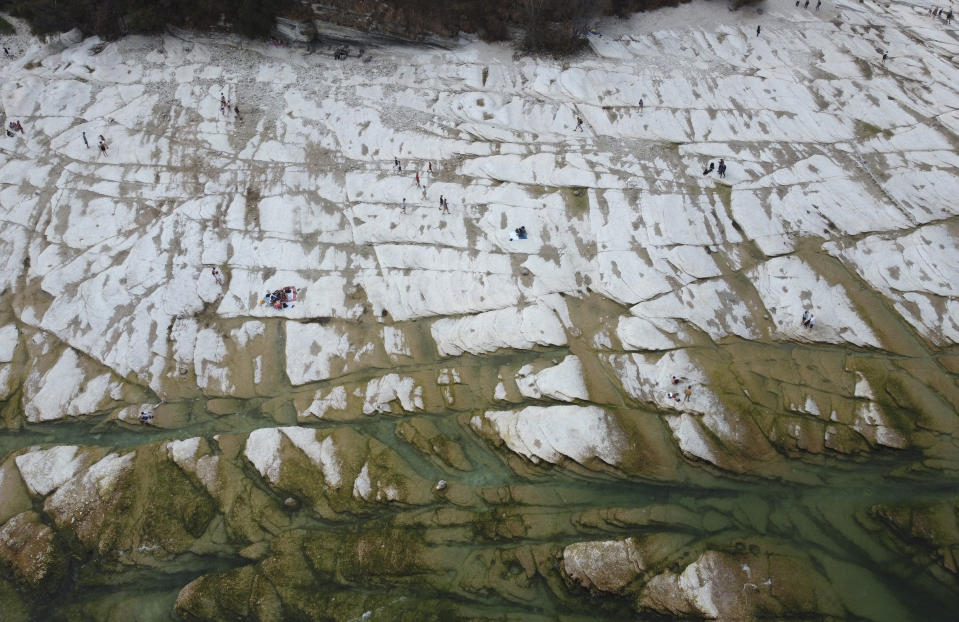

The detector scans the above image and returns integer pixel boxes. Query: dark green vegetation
[0,0,293,39]
[0,0,698,54]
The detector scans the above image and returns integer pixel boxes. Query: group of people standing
[220,93,242,120]
[397,159,450,215]
[666,376,694,404]
[79,130,108,154]
[929,6,953,21]
[703,158,727,178]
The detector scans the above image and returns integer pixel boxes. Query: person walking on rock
[415,172,420,187]
[212,267,224,285]
[82,131,89,148]
[756,24,761,37]
[806,314,816,330]
[442,199,450,214]
[816,0,822,10]
[401,198,407,214]
[802,310,810,326]
[684,386,692,402]
[428,161,433,173]
[639,98,644,110]
[882,51,888,62]
[575,116,584,131]
[718,159,726,178]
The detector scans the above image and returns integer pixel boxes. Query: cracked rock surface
[1,1,958,620]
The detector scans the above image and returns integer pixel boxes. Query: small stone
[435,480,448,492]
[283,497,299,509]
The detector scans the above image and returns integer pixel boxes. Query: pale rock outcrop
[0,325,18,362]
[22,348,120,422]
[563,534,695,594]
[44,452,136,527]
[563,538,644,592]
[431,302,567,356]
[0,325,18,399]
[14,445,89,496]
[284,321,384,385]
[639,549,844,619]
[472,405,625,466]
[515,355,589,402]
[616,315,678,351]
[298,385,349,421]
[747,256,881,347]
[244,426,432,515]
[362,374,423,414]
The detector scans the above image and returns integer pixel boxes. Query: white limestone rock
[44,452,135,518]
[826,224,959,344]
[362,374,423,415]
[22,349,120,423]
[431,302,568,357]
[747,256,880,347]
[471,405,626,466]
[285,322,383,385]
[14,446,88,497]
[0,325,18,362]
[298,386,349,421]
[515,355,589,402]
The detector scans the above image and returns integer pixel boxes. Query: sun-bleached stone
[14,446,87,497]
[515,355,589,402]
[472,405,625,466]
[431,303,567,357]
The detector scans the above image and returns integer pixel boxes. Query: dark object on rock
[334,47,349,60]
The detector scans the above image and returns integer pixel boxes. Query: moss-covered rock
[243,426,433,519]
[43,448,217,561]
[0,510,68,596]
[396,417,473,471]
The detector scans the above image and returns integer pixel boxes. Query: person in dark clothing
[756,25,761,36]
[703,162,715,175]
[718,159,726,178]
